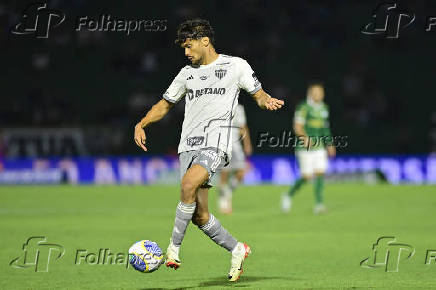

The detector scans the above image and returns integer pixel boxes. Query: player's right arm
[134,68,187,151]
[134,99,174,151]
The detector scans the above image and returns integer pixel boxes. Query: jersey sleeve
[163,69,187,103]
[294,103,308,125]
[238,59,262,94]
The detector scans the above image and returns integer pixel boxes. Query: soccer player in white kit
[218,104,252,214]
[134,19,284,281]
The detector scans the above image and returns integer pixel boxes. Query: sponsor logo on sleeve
[252,72,260,87]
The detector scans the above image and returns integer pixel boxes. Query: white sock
[231,242,243,255]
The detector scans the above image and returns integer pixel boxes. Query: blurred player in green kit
[281,82,336,214]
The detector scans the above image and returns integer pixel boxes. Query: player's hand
[134,124,148,151]
[327,145,336,158]
[264,97,284,111]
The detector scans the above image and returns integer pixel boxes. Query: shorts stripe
[211,155,221,171]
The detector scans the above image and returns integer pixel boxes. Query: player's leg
[290,151,313,197]
[231,168,245,191]
[193,187,251,281]
[166,163,209,269]
[282,151,312,212]
[217,169,232,214]
[314,172,325,204]
[222,149,246,214]
[192,147,251,281]
[229,148,246,193]
[219,168,230,192]
[289,176,308,196]
[313,149,328,214]
[192,187,238,251]
[221,168,245,214]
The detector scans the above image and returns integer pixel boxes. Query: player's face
[308,85,324,103]
[181,38,205,65]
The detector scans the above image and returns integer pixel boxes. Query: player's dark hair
[307,81,324,89]
[175,19,215,46]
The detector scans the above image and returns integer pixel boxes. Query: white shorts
[296,149,328,176]
[179,147,228,188]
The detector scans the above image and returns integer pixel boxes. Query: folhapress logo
[11,2,66,38]
[362,3,415,38]
[9,236,65,272]
[11,2,167,38]
[360,236,415,272]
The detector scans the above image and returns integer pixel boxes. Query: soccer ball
[128,240,164,273]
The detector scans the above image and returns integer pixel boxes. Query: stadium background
[2,1,436,289]
[1,0,436,184]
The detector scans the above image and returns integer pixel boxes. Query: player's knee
[181,179,197,201]
[236,170,245,181]
[181,178,197,195]
[192,212,210,226]
[302,175,312,182]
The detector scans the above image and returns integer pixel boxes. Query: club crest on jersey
[215,69,227,80]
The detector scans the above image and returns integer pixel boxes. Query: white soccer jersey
[163,54,261,158]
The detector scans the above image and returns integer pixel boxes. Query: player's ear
[201,37,210,47]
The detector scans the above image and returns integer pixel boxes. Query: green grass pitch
[1,184,436,289]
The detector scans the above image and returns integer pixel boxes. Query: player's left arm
[323,107,336,157]
[240,125,253,156]
[252,89,284,111]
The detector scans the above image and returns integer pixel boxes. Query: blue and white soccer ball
[128,240,164,273]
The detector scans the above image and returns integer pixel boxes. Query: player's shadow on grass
[143,276,296,290]
[199,276,296,288]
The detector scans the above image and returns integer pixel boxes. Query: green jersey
[294,100,331,151]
